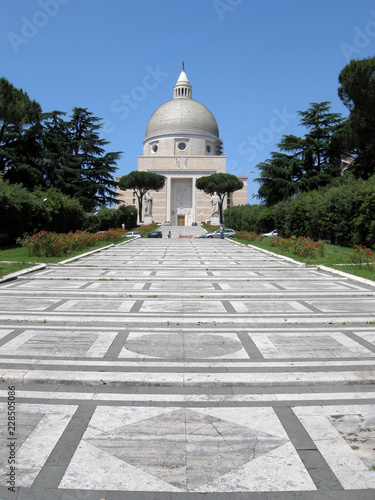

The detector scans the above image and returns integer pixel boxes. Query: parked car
[262,230,278,237]
[124,231,142,238]
[206,228,236,238]
[195,233,210,238]
[192,222,198,226]
[146,231,163,238]
[164,221,171,226]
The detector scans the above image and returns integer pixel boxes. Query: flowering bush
[348,245,375,266]
[235,231,260,241]
[270,235,326,258]
[96,228,123,241]
[18,229,114,257]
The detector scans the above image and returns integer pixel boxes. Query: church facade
[116,65,247,225]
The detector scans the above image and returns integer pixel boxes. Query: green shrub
[235,230,260,241]
[16,229,121,257]
[83,205,138,233]
[270,235,326,258]
[0,177,85,242]
[348,245,375,266]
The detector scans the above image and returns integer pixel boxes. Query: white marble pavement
[0,231,375,499]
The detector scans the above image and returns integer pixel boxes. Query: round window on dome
[206,145,211,153]
[151,144,158,154]
[177,142,187,151]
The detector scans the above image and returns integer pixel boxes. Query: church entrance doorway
[177,215,185,226]
[171,178,192,225]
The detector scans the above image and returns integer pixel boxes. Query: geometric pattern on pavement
[294,404,375,490]
[60,406,316,492]
[0,403,76,487]
[0,329,117,357]
[251,330,375,358]
[120,331,248,358]
[1,226,375,499]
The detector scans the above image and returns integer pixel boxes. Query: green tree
[256,148,301,207]
[63,108,122,211]
[223,204,274,233]
[39,110,69,190]
[118,170,166,221]
[297,101,343,190]
[338,56,375,178]
[0,176,84,242]
[83,205,137,232]
[256,102,343,205]
[195,173,243,223]
[0,77,42,188]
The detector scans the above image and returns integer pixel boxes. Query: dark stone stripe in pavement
[78,281,95,289]
[0,328,25,347]
[274,406,343,492]
[236,332,264,359]
[3,362,375,373]
[3,397,375,410]
[29,405,95,495]
[43,299,70,312]
[269,283,286,290]
[344,330,375,353]
[222,300,237,314]
[103,329,130,359]
[298,301,324,314]
[130,300,144,313]
[1,487,375,500]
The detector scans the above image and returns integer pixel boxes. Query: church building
[116,65,247,225]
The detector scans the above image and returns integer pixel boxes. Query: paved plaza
[1,226,375,499]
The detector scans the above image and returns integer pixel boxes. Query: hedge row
[0,177,137,243]
[224,175,375,248]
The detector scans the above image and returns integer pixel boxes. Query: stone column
[192,176,196,223]
[166,176,171,222]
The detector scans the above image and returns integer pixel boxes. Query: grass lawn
[0,225,159,279]
[0,240,120,279]
[233,236,375,282]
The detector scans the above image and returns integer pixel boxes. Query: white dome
[145,98,219,139]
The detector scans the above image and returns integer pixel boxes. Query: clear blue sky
[1,0,375,202]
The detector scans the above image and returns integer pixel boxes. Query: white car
[124,231,142,238]
[262,230,278,237]
[206,228,236,238]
